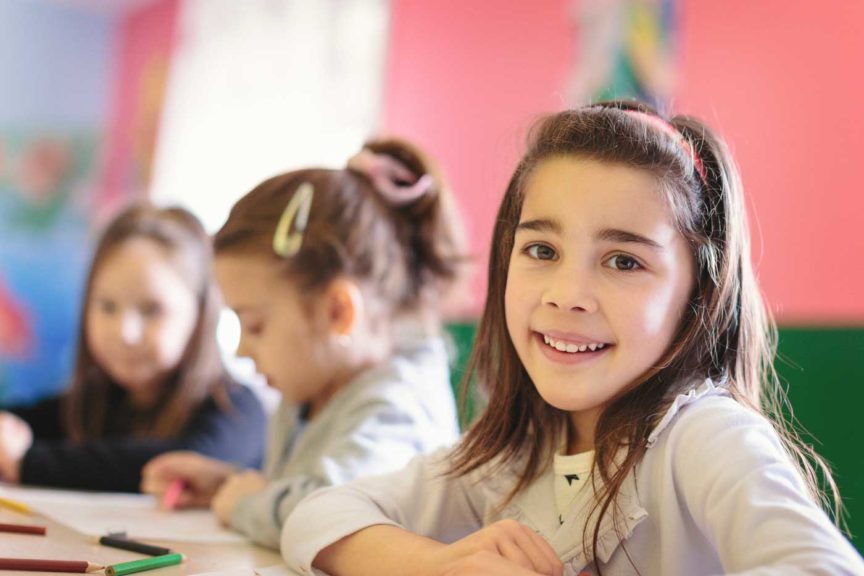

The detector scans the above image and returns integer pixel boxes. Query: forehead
[214,253,289,307]
[93,238,188,291]
[520,156,676,232]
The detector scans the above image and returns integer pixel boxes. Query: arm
[229,395,450,549]
[282,451,563,576]
[20,385,266,492]
[281,449,482,575]
[672,398,864,574]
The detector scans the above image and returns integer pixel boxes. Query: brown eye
[607,254,641,271]
[526,244,556,261]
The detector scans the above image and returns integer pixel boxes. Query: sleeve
[229,389,458,550]
[19,384,267,493]
[280,448,484,575]
[9,396,65,439]
[671,399,864,575]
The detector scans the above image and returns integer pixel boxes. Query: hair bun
[346,148,434,206]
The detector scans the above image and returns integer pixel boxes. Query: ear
[322,277,364,337]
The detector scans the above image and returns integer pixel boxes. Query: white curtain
[149,0,389,404]
[150,0,390,232]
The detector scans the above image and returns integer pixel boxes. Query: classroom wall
[0,0,115,405]
[101,0,179,210]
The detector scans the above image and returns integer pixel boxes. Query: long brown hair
[213,138,466,332]
[65,202,229,441]
[449,100,840,565]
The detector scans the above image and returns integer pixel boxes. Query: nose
[540,262,598,313]
[120,311,144,345]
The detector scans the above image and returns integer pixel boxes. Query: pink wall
[382,0,571,314]
[383,0,864,324]
[676,1,864,324]
[100,0,179,211]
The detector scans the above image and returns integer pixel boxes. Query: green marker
[105,553,185,576]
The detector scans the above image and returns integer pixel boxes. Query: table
[0,506,284,575]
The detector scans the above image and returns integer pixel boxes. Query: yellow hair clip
[272,182,314,258]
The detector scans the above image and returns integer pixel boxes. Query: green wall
[445,323,864,552]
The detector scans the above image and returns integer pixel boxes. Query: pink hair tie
[347,148,433,206]
[623,110,708,185]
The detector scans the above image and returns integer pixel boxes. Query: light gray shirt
[231,337,459,549]
[281,379,864,575]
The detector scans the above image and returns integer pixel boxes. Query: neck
[567,407,601,454]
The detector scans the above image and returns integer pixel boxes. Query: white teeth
[542,335,606,354]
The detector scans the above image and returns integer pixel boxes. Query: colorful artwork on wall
[567,0,676,111]
[0,131,97,405]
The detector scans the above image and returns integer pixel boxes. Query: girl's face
[214,254,340,413]
[505,156,695,450]
[86,238,199,407]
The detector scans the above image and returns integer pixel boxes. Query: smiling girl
[281,102,864,575]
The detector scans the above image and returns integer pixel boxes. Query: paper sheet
[191,566,294,576]
[0,483,246,543]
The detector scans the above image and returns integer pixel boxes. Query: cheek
[85,313,108,353]
[151,313,198,364]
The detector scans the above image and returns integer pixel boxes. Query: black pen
[97,535,172,556]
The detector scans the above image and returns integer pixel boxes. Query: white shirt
[553,450,594,526]
[281,379,864,575]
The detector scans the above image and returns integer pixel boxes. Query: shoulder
[224,381,265,412]
[664,394,785,459]
[341,337,453,411]
[644,388,801,495]
[191,380,266,422]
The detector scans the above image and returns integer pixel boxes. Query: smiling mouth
[541,334,608,354]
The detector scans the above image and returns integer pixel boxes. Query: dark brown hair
[449,100,840,566]
[65,202,229,441]
[213,138,466,330]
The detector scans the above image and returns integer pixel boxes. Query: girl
[141,138,465,550]
[0,203,266,492]
[281,102,864,575]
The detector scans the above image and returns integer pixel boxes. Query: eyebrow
[515,218,664,250]
[515,218,560,234]
[597,228,663,250]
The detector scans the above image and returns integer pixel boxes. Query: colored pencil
[161,479,185,510]
[0,558,102,573]
[0,521,46,535]
[105,553,185,576]
[98,535,171,556]
[0,496,33,515]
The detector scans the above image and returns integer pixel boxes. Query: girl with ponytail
[143,138,466,550]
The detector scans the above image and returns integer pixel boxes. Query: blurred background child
[142,138,467,549]
[0,203,266,492]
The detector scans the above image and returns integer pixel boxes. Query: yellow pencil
[0,497,33,515]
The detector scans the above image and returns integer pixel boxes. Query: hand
[440,550,553,576]
[0,411,33,483]
[211,469,267,525]
[437,520,562,576]
[141,451,235,508]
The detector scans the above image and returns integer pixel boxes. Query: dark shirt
[11,382,266,493]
